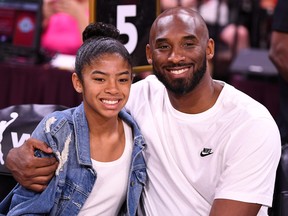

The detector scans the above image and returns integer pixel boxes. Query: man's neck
[167,78,223,114]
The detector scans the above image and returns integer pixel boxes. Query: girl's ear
[72,73,83,93]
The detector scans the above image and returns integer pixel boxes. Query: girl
[0,22,147,216]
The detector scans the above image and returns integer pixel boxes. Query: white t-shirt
[126,75,281,216]
[78,121,132,216]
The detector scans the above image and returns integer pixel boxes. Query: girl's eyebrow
[91,70,130,76]
[91,70,105,75]
[117,71,130,76]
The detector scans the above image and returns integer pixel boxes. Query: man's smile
[169,68,189,75]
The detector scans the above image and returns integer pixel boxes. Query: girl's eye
[94,78,105,82]
[119,75,131,83]
[119,78,129,83]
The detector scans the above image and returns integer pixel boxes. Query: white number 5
[117,5,138,54]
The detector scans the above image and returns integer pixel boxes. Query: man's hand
[5,138,58,192]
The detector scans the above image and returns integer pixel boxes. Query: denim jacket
[0,103,147,216]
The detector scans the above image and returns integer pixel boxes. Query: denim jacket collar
[72,104,91,166]
[72,104,146,166]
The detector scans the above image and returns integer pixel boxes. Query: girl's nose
[104,81,119,94]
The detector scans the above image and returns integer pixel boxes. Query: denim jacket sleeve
[0,112,72,216]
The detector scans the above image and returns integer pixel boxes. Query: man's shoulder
[132,74,162,88]
[220,81,274,121]
[126,75,165,114]
[130,75,165,99]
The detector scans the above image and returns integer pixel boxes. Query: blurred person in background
[269,0,288,146]
[268,2,288,215]
[41,0,89,56]
[199,0,251,59]
[267,1,288,215]
[160,0,198,10]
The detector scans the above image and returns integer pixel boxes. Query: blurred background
[0,0,280,122]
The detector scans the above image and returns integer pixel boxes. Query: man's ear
[146,44,153,65]
[72,73,83,93]
[206,38,215,60]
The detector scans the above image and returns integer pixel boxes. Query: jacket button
[130,181,135,187]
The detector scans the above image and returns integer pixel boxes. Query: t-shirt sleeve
[214,117,281,206]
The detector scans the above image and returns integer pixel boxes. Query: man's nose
[168,47,186,63]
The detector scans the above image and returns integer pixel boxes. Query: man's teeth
[170,68,187,74]
[102,100,118,105]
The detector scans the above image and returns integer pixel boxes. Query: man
[5,7,281,215]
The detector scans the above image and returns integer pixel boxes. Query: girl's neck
[89,117,125,162]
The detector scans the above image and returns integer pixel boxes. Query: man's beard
[153,56,207,95]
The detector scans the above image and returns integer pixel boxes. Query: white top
[126,75,281,216]
[78,121,132,216]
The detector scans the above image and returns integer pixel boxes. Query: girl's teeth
[102,100,118,105]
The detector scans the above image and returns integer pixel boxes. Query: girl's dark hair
[75,22,132,81]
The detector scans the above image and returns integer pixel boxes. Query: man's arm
[209,199,261,216]
[6,138,58,192]
[207,117,281,216]
[269,31,288,82]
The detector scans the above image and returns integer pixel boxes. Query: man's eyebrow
[183,35,197,40]
[155,38,168,44]
[155,35,197,44]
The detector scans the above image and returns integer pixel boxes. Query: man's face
[147,10,209,95]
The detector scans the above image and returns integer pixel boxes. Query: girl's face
[73,53,132,120]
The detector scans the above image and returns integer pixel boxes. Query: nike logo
[200,148,213,157]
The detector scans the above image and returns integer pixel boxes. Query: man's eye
[157,44,170,49]
[183,42,195,47]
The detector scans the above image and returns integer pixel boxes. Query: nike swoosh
[200,151,213,157]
